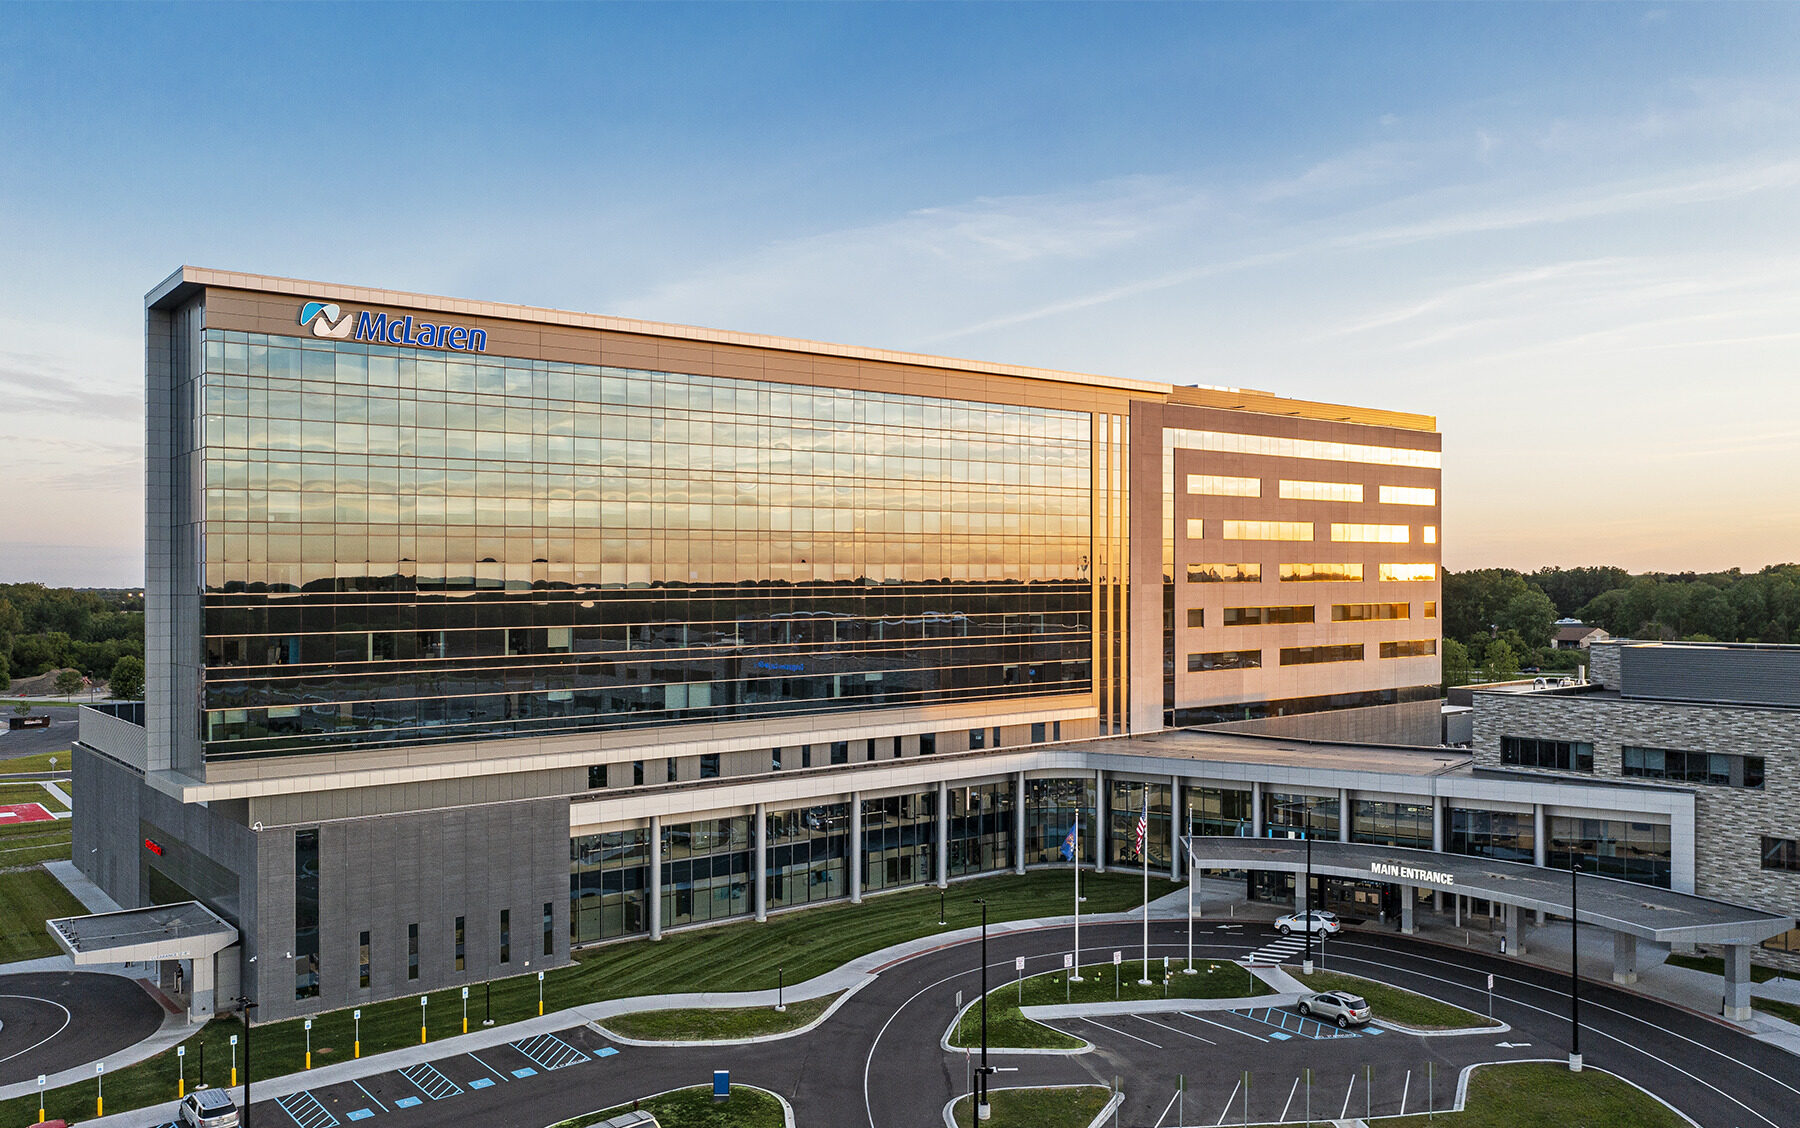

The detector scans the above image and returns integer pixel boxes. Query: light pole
[776,966,785,1013]
[232,995,256,1127]
[975,897,991,1121]
[1569,852,1582,1072]
[1302,803,1315,975]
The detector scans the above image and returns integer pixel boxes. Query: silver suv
[1296,990,1371,1028]
[178,1089,239,1127]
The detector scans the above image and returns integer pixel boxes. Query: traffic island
[598,992,842,1042]
[948,1084,1110,1128]
[1294,969,1497,1031]
[1381,1060,1690,1128]
[549,1083,788,1128]
[948,960,1269,1050]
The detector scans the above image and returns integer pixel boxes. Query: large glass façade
[197,330,1094,759]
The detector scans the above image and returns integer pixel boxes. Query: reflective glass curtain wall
[197,331,1095,759]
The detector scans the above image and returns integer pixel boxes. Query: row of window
[1187,476,1437,507]
[1165,427,1441,469]
[1184,640,1438,671]
[1186,562,1438,583]
[1198,602,1421,625]
[1185,520,1437,544]
[1503,737,1767,789]
[352,908,555,991]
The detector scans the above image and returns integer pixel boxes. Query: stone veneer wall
[1472,687,1800,969]
[1585,640,1622,689]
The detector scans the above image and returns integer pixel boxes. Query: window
[1031,722,1046,743]
[1280,562,1363,583]
[1187,474,1260,497]
[587,764,606,789]
[1188,563,1261,583]
[1424,601,1437,618]
[295,828,319,1000]
[454,915,466,972]
[1279,480,1362,502]
[1379,563,1437,582]
[919,733,935,756]
[667,758,678,782]
[1223,605,1314,626]
[830,741,849,765]
[1165,427,1441,468]
[771,748,782,771]
[499,909,511,964]
[1332,603,1409,622]
[1279,644,1363,666]
[1331,523,1409,543]
[632,760,645,786]
[543,901,555,957]
[1764,838,1800,873]
[1223,520,1313,541]
[1765,926,1800,953]
[802,745,813,767]
[1188,650,1261,671]
[1379,485,1436,506]
[1423,525,1437,544]
[358,931,370,989]
[969,728,986,750]
[1187,608,1204,628]
[1623,747,1763,788]
[700,753,720,778]
[1380,639,1437,658]
[408,923,420,980]
[1185,518,1204,539]
[866,740,877,761]
[893,736,902,758]
[1500,736,1594,772]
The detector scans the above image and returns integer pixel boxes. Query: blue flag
[1060,817,1079,862]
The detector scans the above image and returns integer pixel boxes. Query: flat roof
[1075,728,1472,777]
[1186,836,1793,944]
[48,901,238,963]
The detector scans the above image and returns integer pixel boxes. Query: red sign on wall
[143,838,164,856]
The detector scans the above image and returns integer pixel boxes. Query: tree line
[0,583,145,698]
[1440,563,1800,686]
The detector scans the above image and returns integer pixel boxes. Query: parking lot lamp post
[1569,853,1582,1071]
[233,995,256,1128]
[1302,804,1314,976]
[776,966,785,1013]
[976,898,991,1121]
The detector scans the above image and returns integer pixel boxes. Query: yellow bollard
[39,1109,45,1123]
[538,999,544,1016]
[97,1096,103,1118]
[179,1078,185,1098]
[354,1039,360,1059]
[462,1017,468,1034]
[420,1023,427,1044]
[232,1066,237,1088]
[305,1050,311,1070]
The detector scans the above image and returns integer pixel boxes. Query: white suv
[1297,990,1371,1028]
[178,1089,239,1127]
[1273,909,1341,937]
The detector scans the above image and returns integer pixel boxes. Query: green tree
[1484,639,1520,681]
[1499,590,1558,652]
[54,668,84,697]
[1441,638,1472,688]
[108,655,145,701]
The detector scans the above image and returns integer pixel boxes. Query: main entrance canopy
[46,902,238,1022]
[1184,836,1792,947]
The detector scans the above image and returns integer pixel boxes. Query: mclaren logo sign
[1370,861,1455,886]
[300,302,488,353]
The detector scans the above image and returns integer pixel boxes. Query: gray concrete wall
[1200,698,1442,747]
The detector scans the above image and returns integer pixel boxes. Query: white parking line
[1399,1069,1410,1116]
[1134,1014,1215,1044]
[1080,1017,1161,1047]
[1180,1010,1268,1042]
[1278,1075,1298,1123]
[1341,1072,1355,1120]
[1214,1077,1241,1127]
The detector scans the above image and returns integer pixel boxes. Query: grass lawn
[1665,952,1792,985]
[0,749,72,775]
[1382,1061,1688,1128]
[601,992,839,1040]
[951,958,1267,1050]
[0,781,68,811]
[1296,969,1491,1029]
[1755,997,1800,1025]
[0,822,72,868]
[0,868,1173,1126]
[550,1085,785,1128]
[0,867,87,962]
[951,1086,1109,1128]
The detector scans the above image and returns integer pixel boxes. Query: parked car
[1273,909,1341,937]
[177,1089,239,1127]
[1297,990,1371,1028]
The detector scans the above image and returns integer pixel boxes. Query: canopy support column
[1400,890,1416,935]
[1724,944,1753,1021]
[1612,931,1638,985]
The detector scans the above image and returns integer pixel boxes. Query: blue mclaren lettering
[353,310,486,352]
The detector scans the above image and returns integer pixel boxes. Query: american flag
[1133,797,1148,859]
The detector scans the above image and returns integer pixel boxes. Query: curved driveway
[243,919,1798,1128]
[0,972,165,1085]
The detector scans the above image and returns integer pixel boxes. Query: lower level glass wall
[1024,778,1096,866]
[1263,791,1339,840]
[947,780,1015,877]
[1447,808,1534,864]
[570,828,651,944]
[862,792,936,893]
[767,803,852,908]
[1184,786,1253,838]
[1548,815,1671,887]
[1107,780,1172,868]
[664,815,752,928]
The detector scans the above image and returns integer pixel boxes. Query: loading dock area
[1186,835,1795,1020]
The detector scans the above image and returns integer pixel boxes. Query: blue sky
[4,2,1798,585]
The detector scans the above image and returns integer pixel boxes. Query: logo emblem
[299,301,354,339]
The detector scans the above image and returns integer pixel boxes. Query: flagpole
[1070,813,1083,982]
[1185,806,1197,973]
[1138,796,1152,985]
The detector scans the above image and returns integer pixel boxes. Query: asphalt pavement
[196,918,1799,1128]
[0,971,166,1086]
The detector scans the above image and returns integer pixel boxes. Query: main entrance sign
[300,302,488,353]
[1370,860,1455,885]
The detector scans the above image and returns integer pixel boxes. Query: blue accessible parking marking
[1239,1006,1360,1041]
[512,1067,538,1078]
[1366,1025,1387,1035]
[470,1078,495,1089]
[394,1096,422,1109]
[399,1062,464,1101]
[275,1090,341,1128]
[511,1032,590,1071]
[346,1111,375,1122]
[1269,1031,1292,1041]
[595,1047,619,1058]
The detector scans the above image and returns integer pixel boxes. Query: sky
[3,2,1798,587]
